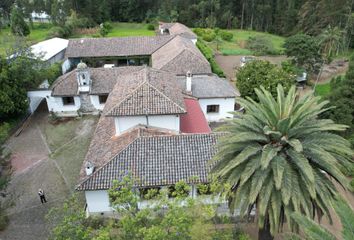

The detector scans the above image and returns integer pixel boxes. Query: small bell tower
[76,61,91,92]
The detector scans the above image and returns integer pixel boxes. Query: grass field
[205,29,286,56]
[314,82,331,97]
[0,22,155,55]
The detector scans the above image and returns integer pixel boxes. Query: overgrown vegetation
[246,36,278,55]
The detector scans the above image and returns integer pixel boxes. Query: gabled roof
[79,116,177,181]
[168,23,197,39]
[177,74,239,98]
[65,35,174,58]
[160,22,197,40]
[31,38,68,61]
[104,67,186,116]
[50,66,144,96]
[180,98,211,134]
[152,36,211,75]
[77,133,223,190]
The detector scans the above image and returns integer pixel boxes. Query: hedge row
[196,40,225,78]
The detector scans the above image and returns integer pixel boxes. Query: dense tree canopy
[284,34,322,72]
[10,6,30,36]
[236,60,294,101]
[212,85,353,239]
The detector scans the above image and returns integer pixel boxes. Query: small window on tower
[62,97,75,105]
[207,105,219,113]
[99,94,108,104]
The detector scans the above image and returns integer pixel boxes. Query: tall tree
[212,85,353,240]
[318,25,345,62]
[10,6,30,36]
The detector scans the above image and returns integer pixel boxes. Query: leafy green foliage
[212,85,354,237]
[284,34,322,72]
[220,31,233,41]
[246,36,278,55]
[46,194,92,240]
[147,24,155,31]
[10,6,30,36]
[324,55,354,137]
[236,60,294,100]
[196,40,225,77]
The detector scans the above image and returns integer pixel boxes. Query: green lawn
[205,29,286,56]
[314,82,331,97]
[107,22,155,37]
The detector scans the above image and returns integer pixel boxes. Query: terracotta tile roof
[65,35,174,58]
[160,22,197,39]
[152,36,211,75]
[168,23,197,39]
[79,116,177,181]
[77,133,223,190]
[51,66,144,96]
[104,67,186,116]
[176,74,239,98]
[180,98,211,133]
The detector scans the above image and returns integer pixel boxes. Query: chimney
[85,161,95,176]
[186,71,192,92]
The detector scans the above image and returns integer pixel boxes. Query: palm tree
[290,197,354,240]
[211,85,353,240]
[318,25,344,62]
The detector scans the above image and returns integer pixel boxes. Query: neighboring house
[62,34,206,75]
[31,38,68,65]
[30,11,50,22]
[75,66,223,215]
[159,22,198,44]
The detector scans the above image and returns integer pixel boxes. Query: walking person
[38,189,47,204]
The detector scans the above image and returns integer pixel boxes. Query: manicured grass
[204,29,286,56]
[314,82,331,97]
[107,22,155,37]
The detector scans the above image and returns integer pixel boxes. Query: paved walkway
[0,110,91,240]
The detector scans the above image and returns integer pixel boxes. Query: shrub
[220,31,233,41]
[246,36,277,55]
[196,41,225,77]
[147,24,155,31]
[202,33,216,42]
[193,28,205,37]
[47,26,72,38]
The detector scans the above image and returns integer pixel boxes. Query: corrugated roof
[31,38,68,61]
[77,133,223,190]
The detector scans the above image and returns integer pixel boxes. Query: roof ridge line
[76,136,141,190]
[150,35,177,54]
[145,81,186,113]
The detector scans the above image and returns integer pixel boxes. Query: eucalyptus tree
[212,85,353,240]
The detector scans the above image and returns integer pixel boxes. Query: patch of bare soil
[318,59,349,83]
[215,54,289,81]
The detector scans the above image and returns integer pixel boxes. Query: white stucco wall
[115,115,180,134]
[198,98,235,122]
[85,190,112,214]
[90,95,105,111]
[47,96,81,116]
[27,90,52,113]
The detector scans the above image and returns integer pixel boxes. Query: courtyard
[0,107,98,240]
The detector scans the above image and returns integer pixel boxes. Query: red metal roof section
[180,98,211,134]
